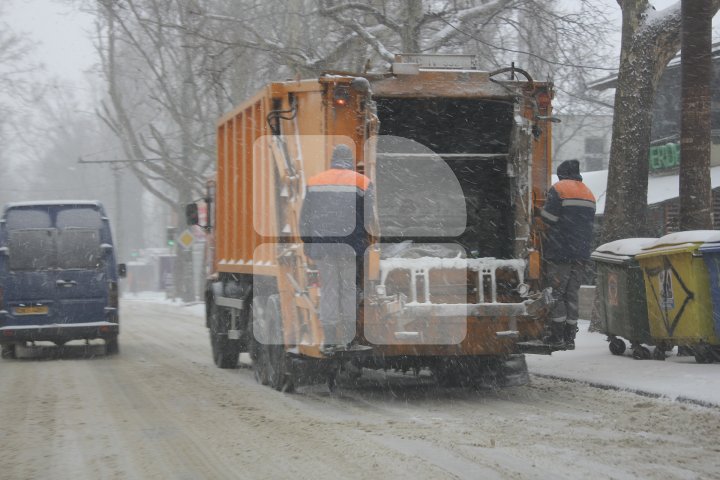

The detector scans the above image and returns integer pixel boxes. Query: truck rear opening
[374,97,515,258]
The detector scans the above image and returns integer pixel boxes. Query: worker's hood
[331,144,354,170]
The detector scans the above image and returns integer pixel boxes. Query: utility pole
[111,164,125,260]
[679,0,713,230]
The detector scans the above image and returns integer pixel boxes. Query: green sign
[649,142,680,172]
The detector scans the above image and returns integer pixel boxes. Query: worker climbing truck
[187,55,560,391]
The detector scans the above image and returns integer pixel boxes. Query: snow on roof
[554,165,720,215]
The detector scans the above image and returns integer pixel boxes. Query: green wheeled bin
[636,231,720,362]
[591,238,657,360]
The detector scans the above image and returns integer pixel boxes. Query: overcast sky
[5,0,95,85]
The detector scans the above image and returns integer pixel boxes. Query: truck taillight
[334,86,351,106]
[108,281,118,308]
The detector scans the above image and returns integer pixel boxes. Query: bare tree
[93,0,234,300]
[602,0,720,242]
[0,6,44,206]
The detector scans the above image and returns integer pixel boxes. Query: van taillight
[108,281,118,308]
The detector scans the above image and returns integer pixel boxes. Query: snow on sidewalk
[526,320,720,407]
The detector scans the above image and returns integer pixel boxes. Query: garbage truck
[187,54,560,391]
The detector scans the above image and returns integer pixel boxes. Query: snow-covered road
[0,297,718,479]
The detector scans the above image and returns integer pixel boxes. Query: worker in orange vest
[300,144,375,350]
[541,159,596,349]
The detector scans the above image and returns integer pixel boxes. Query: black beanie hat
[557,159,582,181]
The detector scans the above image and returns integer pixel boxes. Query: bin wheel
[693,346,715,364]
[609,337,626,356]
[652,346,666,361]
[632,346,652,360]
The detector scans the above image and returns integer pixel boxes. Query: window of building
[585,137,605,154]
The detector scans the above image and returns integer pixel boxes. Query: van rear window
[56,208,102,229]
[57,229,101,269]
[5,209,52,229]
[8,229,57,270]
[7,228,102,271]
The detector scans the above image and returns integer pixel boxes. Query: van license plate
[14,306,49,315]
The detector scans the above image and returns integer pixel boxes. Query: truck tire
[105,335,119,355]
[209,297,240,369]
[253,294,294,392]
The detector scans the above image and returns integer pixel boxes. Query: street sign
[178,229,195,249]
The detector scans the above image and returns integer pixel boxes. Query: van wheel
[105,335,119,355]
[1,344,16,360]
[209,298,239,369]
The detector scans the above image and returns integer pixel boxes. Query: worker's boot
[563,323,579,350]
[544,322,566,348]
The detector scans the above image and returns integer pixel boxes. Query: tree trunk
[400,0,423,52]
[602,0,720,243]
[602,1,681,242]
[679,0,713,230]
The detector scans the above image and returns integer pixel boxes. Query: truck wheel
[1,344,16,360]
[105,335,120,355]
[262,295,294,392]
[209,298,239,369]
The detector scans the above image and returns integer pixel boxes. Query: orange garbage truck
[187,55,559,391]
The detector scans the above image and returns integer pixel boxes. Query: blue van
[0,201,126,358]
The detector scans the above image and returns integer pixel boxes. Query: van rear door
[6,228,58,324]
[53,208,108,324]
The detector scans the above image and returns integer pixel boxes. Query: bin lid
[591,238,657,264]
[635,231,720,258]
[645,230,720,249]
